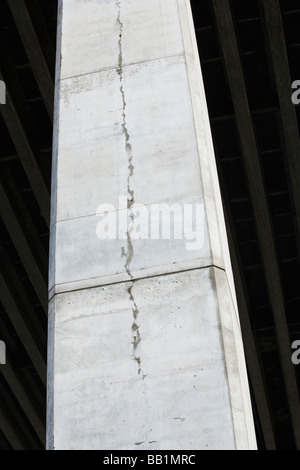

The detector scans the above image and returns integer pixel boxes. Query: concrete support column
[47,0,257,450]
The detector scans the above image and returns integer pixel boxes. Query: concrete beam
[0,378,41,449]
[0,241,46,385]
[7,0,54,121]
[0,173,48,313]
[0,77,50,226]
[0,359,45,445]
[260,0,300,254]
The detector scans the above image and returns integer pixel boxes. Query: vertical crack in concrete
[128,283,143,376]
[116,2,142,377]
[116,0,135,280]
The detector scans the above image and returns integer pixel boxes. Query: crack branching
[128,282,144,376]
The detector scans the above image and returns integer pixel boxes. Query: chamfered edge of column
[176,0,257,449]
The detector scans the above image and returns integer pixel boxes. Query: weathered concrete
[47,0,257,450]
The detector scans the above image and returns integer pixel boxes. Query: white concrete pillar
[47,0,257,450]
